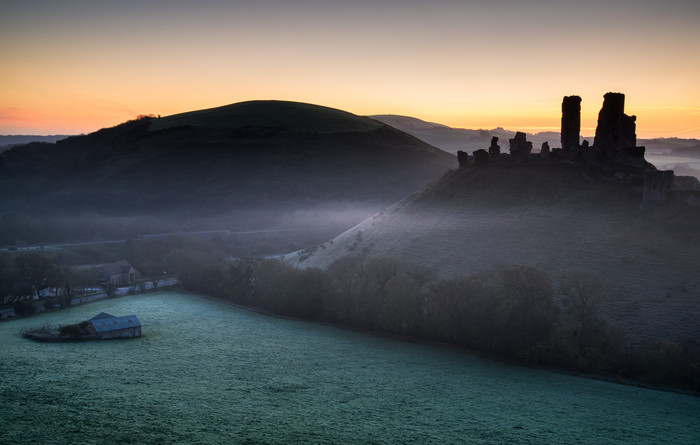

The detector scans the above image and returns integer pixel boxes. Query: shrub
[12,300,36,317]
[59,324,83,336]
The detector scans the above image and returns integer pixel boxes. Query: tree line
[0,252,84,316]
[164,244,699,391]
[3,238,697,391]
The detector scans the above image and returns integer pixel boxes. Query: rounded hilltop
[149,100,384,134]
[0,99,454,242]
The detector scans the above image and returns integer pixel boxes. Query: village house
[74,260,141,286]
[96,260,140,285]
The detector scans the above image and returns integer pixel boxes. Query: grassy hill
[151,100,383,134]
[290,161,700,349]
[0,101,454,245]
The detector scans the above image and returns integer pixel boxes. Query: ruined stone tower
[488,137,501,159]
[561,95,581,152]
[593,92,637,158]
[457,150,469,167]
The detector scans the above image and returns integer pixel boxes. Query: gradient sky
[2,0,699,138]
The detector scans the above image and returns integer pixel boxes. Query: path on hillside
[0,228,326,252]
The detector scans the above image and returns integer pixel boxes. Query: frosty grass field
[1,291,699,444]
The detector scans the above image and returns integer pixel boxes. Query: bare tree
[558,268,606,349]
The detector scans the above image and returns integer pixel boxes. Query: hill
[0,101,454,245]
[289,161,700,349]
[670,144,700,158]
[370,115,562,155]
[0,135,70,153]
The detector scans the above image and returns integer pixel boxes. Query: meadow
[1,291,698,444]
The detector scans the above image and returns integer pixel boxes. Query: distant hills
[0,101,454,244]
[0,135,70,153]
[370,115,700,171]
[370,115,562,155]
[670,144,700,158]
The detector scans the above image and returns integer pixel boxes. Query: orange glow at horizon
[2,87,698,140]
[3,91,698,141]
[1,1,699,139]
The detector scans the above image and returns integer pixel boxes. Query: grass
[1,291,699,444]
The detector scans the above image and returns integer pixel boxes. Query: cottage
[83,312,142,339]
[94,260,141,285]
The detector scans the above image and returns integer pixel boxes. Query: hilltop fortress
[458,93,697,208]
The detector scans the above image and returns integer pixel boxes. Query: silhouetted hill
[0,101,454,244]
[290,161,700,349]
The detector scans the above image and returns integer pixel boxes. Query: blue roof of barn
[90,312,115,320]
[90,315,141,332]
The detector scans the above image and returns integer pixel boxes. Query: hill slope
[290,161,700,348]
[370,115,561,155]
[0,101,454,243]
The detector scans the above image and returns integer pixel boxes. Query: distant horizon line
[2,127,696,141]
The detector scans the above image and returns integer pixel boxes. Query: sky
[1,0,699,138]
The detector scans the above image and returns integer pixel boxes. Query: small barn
[84,312,142,339]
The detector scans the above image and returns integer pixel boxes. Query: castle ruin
[457,92,693,207]
[594,92,638,159]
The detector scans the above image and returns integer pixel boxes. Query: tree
[12,300,36,316]
[558,268,607,349]
[381,272,424,335]
[352,256,405,329]
[495,265,557,355]
[13,252,57,301]
[282,268,334,320]
[0,253,16,305]
[221,258,256,303]
[428,272,493,345]
[164,247,219,291]
[326,255,363,322]
[250,258,290,309]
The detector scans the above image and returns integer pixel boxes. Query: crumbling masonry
[461,92,681,207]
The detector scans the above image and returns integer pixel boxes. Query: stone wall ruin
[509,132,532,162]
[593,92,638,159]
[643,169,674,205]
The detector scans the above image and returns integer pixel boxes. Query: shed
[85,314,142,339]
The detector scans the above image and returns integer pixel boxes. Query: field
[1,291,699,444]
